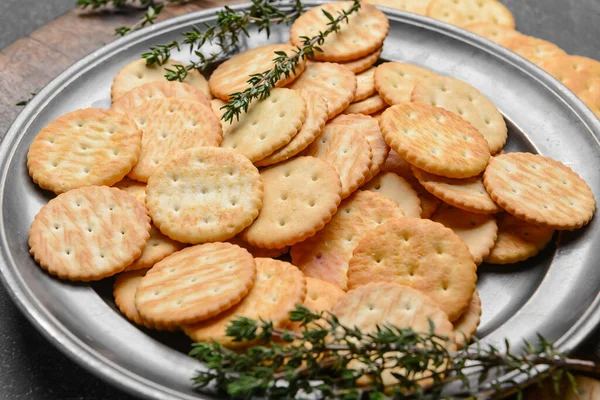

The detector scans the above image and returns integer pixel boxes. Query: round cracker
[343,93,387,115]
[411,75,507,154]
[290,2,389,62]
[241,156,342,249]
[183,258,306,347]
[329,114,389,182]
[302,123,373,199]
[146,147,263,244]
[364,0,431,15]
[27,108,141,194]
[431,204,498,265]
[354,67,376,102]
[111,58,210,101]
[113,269,175,331]
[291,191,404,289]
[452,289,482,348]
[412,166,502,214]
[483,153,595,230]
[500,34,567,67]
[220,88,306,163]
[464,23,520,44]
[380,103,490,179]
[29,186,151,281]
[111,81,210,115]
[337,47,382,74]
[113,177,147,204]
[484,213,555,265]
[347,218,477,321]
[208,44,306,101]
[135,242,256,326]
[362,172,422,218]
[127,98,222,182]
[374,62,436,105]
[426,0,515,28]
[255,91,328,167]
[227,236,289,259]
[288,62,357,119]
[125,226,186,271]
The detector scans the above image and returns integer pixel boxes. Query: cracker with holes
[114,269,176,331]
[483,153,595,230]
[146,147,263,244]
[135,242,256,326]
[329,114,389,182]
[220,88,306,163]
[347,218,477,321]
[453,289,481,349]
[255,91,328,167]
[411,75,507,154]
[111,58,210,101]
[364,0,431,15]
[113,177,147,204]
[337,47,382,74]
[292,191,404,289]
[500,34,566,67]
[183,258,306,347]
[289,277,346,331]
[29,186,151,281]
[426,0,515,28]
[344,93,387,115]
[411,167,501,214]
[227,236,289,259]
[380,103,490,179]
[464,23,520,44]
[362,172,422,218]
[127,98,222,182]
[353,67,376,102]
[288,62,356,119]
[111,81,210,115]
[241,156,342,249]
[374,62,436,105]
[27,108,141,194]
[290,2,389,62]
[302,124,372,199]
[484,213,555,264]
[209,44,306,101]
[431,204,498,265]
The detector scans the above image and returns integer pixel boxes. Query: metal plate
[0,2,599,399]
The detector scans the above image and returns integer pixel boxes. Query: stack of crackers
[26,0,595,357]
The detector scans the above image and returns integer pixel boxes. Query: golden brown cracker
[364,0,431,15]
[227,236,289,259]
[427,0,515,28]
[113,177,147,205]
[500,34,567,66]
[374,62,436,105]
[125,227,186,271]
[464,23,520,44]
[362,172,422,218]
[354,67,376,102]
[337,47,383,74]
[452,289,481,348]
[344,93,387,115]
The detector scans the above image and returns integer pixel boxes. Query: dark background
[0,0,599,399]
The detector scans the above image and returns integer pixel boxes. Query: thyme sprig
[221,0,361,123]
[189,305,599,399]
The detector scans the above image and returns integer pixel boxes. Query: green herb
[189,305,599,399]
[16,92,36,106]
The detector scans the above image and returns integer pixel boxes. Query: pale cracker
[353,67,376,102]
[484,213,555,265]
[500,34,567,66]
[577,78,600,119]
[227,236,290,259]
[364,0,431,15]
[289,277,346,332]
[453,289,482,349]
[362,172,422,218]
[125,226,186,271]
[113,177,147,204]
[220,88,306,163]
[29,186,151,281]
[111,81,210,115]
[127,98,222,182]
[431,204,498,265]
[210,98,226,120]
[291,191,404,289]
[290,2,389,62]
[337,47,383,74]
[380,103,490,179]
[135,242,256,325]
[347,218,477,321]
[374,62,436,105]
[113,269,176,331]
[208,44,306,101]
[329,114,389,182]
[343,93,387,115]
[288,62,357,119]
[412,166,502,214]
[411,75,507,154]
[183,258,306,347]
[111,58,210,101]
[302,123,373,199]
[27,108,141,194]
[368,107,387,122]
[241,156,342,249]
[146,147,263,243]
[483,153,595,230]
[464,23,520,44]
[426,0,515,28]
[255,91,328,167]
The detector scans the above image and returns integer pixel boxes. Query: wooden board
[0,0,236,136]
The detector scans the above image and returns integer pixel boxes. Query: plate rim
[1,2,599,399]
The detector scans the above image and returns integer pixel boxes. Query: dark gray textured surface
[0,1,599,399]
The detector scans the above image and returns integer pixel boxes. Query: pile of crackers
[26,0,595,353]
